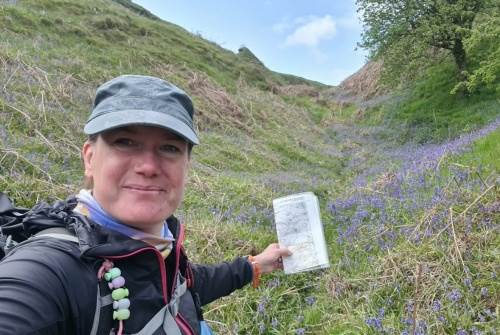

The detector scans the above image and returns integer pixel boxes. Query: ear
[82,141,95,179]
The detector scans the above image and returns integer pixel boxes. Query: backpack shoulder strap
[33,227,79,243]
[127,274,187,335]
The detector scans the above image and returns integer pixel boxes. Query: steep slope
[0,0,339,206]
[1,1,498,334]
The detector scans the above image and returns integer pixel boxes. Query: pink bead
[108,276,125,289]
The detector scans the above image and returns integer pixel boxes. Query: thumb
[278,245,293,257]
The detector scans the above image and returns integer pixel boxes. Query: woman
[0,75,291,335]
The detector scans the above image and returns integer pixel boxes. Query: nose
[134,149,161,177]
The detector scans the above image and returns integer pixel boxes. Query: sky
[132,0,368,86]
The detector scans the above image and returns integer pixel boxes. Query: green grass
[1,0,499,334]
[457,129,500,172]
[381,62,499,143]
[282,95,332,124]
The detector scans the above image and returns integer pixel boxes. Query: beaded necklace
[97,259,129,335]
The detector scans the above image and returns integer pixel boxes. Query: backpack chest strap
[128,276,187,335]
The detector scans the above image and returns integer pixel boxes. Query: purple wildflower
[257,301,266,315]
[480,287,488,298]
[431,299,441,312]
[415,320,428,335]
[456,329,468,335]
[296,328,306,335]
[470,327,482,335]
[267,278,280,288]
[258,321,265,334]
[327,201,336,215]
[447,289,462,303]
[365,317,383,331]
[305,296,316,306]
[463,277,473,290]
[402,317,413,327]
[271,318,278,329]
[257,296,269,315]
[405,300,415,313]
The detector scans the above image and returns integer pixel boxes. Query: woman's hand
[253,243,292,274]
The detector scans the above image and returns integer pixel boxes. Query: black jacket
[0,204,252,335]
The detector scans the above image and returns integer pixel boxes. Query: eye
[113,138,139,149]
[159,144,182,155]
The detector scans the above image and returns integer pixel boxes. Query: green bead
[112,288,129,300]
[104,268,121,281]
[113,308,130,320]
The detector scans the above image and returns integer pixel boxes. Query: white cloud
[284,15,336,47]
[272,20,291,34]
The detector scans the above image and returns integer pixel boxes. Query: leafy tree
[356,0,492,84]
[459,9,500,94]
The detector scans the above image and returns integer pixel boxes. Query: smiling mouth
[124,185,165,192]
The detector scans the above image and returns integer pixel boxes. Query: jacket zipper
[104,247,168,304]
[172,223,185,296]
[102,228,194,334]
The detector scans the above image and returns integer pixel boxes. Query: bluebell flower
[416,320,428,335]
[431,299,441,312]
[470,326,481,335]
[267,278,280,288]
[405,300,415,313]
[401,317,413,327]
[295,328,306,335]
[257,301,266,315]
[365,317,383,331]
[271,318,278,329]
[463,277,473,290]
[447,289,462,303]
[258,321,265,334]
[305,296,316,306]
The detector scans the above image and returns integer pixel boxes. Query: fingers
[279,247,293,257]
[275,257,284,270]
[254,243,293,273]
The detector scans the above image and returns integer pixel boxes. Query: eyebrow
[113,127,186,141]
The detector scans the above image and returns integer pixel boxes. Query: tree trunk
[452,38,467,80]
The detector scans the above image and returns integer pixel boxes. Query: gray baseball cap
[84,75,199,145]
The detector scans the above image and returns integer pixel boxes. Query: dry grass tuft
[187,72,250,132]
[272,84,319,98]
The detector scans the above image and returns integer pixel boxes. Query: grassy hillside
[378,62,499,144]
[1,0,498,334]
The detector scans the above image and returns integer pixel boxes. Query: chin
[120,215,163,228]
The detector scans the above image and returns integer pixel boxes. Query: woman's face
[82,125,190,235]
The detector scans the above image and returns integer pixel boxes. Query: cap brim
[84,109,199,145]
